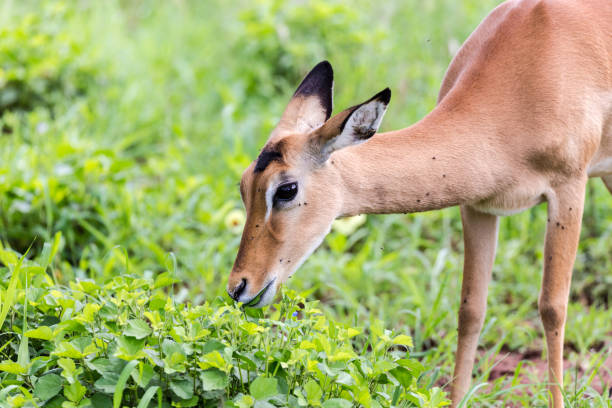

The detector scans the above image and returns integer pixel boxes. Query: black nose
[230,278,247,301]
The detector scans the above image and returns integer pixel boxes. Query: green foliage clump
[0,3,96,115]
[236,0,376,99]
[0,241,448,408]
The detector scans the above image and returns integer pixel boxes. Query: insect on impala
[227,0,612,406]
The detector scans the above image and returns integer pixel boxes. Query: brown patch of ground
[435,346,612,403]
[486,348,612,396]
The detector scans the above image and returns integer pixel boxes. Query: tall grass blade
[136,385,159,408]
[113,360,138,408]
[0,245,31,331]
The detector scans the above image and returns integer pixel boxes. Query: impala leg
[450,205,499,407]
[539,182,585,408]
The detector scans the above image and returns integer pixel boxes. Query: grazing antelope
[227,0,612,406]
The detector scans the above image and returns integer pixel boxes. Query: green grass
[0,0,611,406]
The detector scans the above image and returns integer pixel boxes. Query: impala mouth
[244,278,276,308]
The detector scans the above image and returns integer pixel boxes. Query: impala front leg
[539,182,586,408]
[450,206,499,407]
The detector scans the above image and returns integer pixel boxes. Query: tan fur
[229,1,612,406]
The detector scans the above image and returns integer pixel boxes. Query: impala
[227,0,612,406]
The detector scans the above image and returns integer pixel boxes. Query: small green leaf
[392,334,413,347]
[154,272,178,289]
[124,319,152,339]
[58,358,82,384]
[131,363,155,388]
[250,376,278,400]
[200,368,228,391]
[34,374,63,401]
[64,381,86,403]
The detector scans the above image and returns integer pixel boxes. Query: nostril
[231,278,247,301]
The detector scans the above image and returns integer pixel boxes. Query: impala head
[227,61,390,307]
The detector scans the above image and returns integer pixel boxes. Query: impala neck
[333,107,508,216]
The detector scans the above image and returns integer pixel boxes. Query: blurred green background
[1,0,610,404]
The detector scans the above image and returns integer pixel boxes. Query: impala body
[227,0,612,406]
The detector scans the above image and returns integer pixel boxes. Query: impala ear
[273,61,334,136]
[309,87,391,163]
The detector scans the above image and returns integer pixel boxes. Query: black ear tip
[377,87,391,104]
[294,61,334,98]
[309,60,333,80]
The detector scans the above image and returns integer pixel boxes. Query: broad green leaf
[390,366,413,389]
[173,396,199,407]
[322,399,352,408]
[25,326,54,340]
[94,376,119,394]
[0,360,26,374]
[87,357,125,377]
[234,395,255,408]
[115,335,146,360]
[304,379,322,405]
[200,368,228,391]
[164,352,187,374]
[196,350,226,372]
[34,374,63,401]
[170,377,194,400]
[90,393,113,408]
[250,376,278,400]
[124,319,152,339]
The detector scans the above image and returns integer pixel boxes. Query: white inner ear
[324,100,388,156]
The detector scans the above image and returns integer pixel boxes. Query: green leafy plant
[0,243,448,407]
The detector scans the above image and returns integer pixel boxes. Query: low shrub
[0,240,448,408]
[0,4,97,116]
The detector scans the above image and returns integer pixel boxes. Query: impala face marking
[226,61,391,307]
[254,146,283,173]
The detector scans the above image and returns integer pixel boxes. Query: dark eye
[273,182,298,205]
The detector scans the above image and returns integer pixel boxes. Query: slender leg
[450,205,499,407]
[539,181,586,408]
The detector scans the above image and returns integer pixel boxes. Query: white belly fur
[587,156,612,177]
